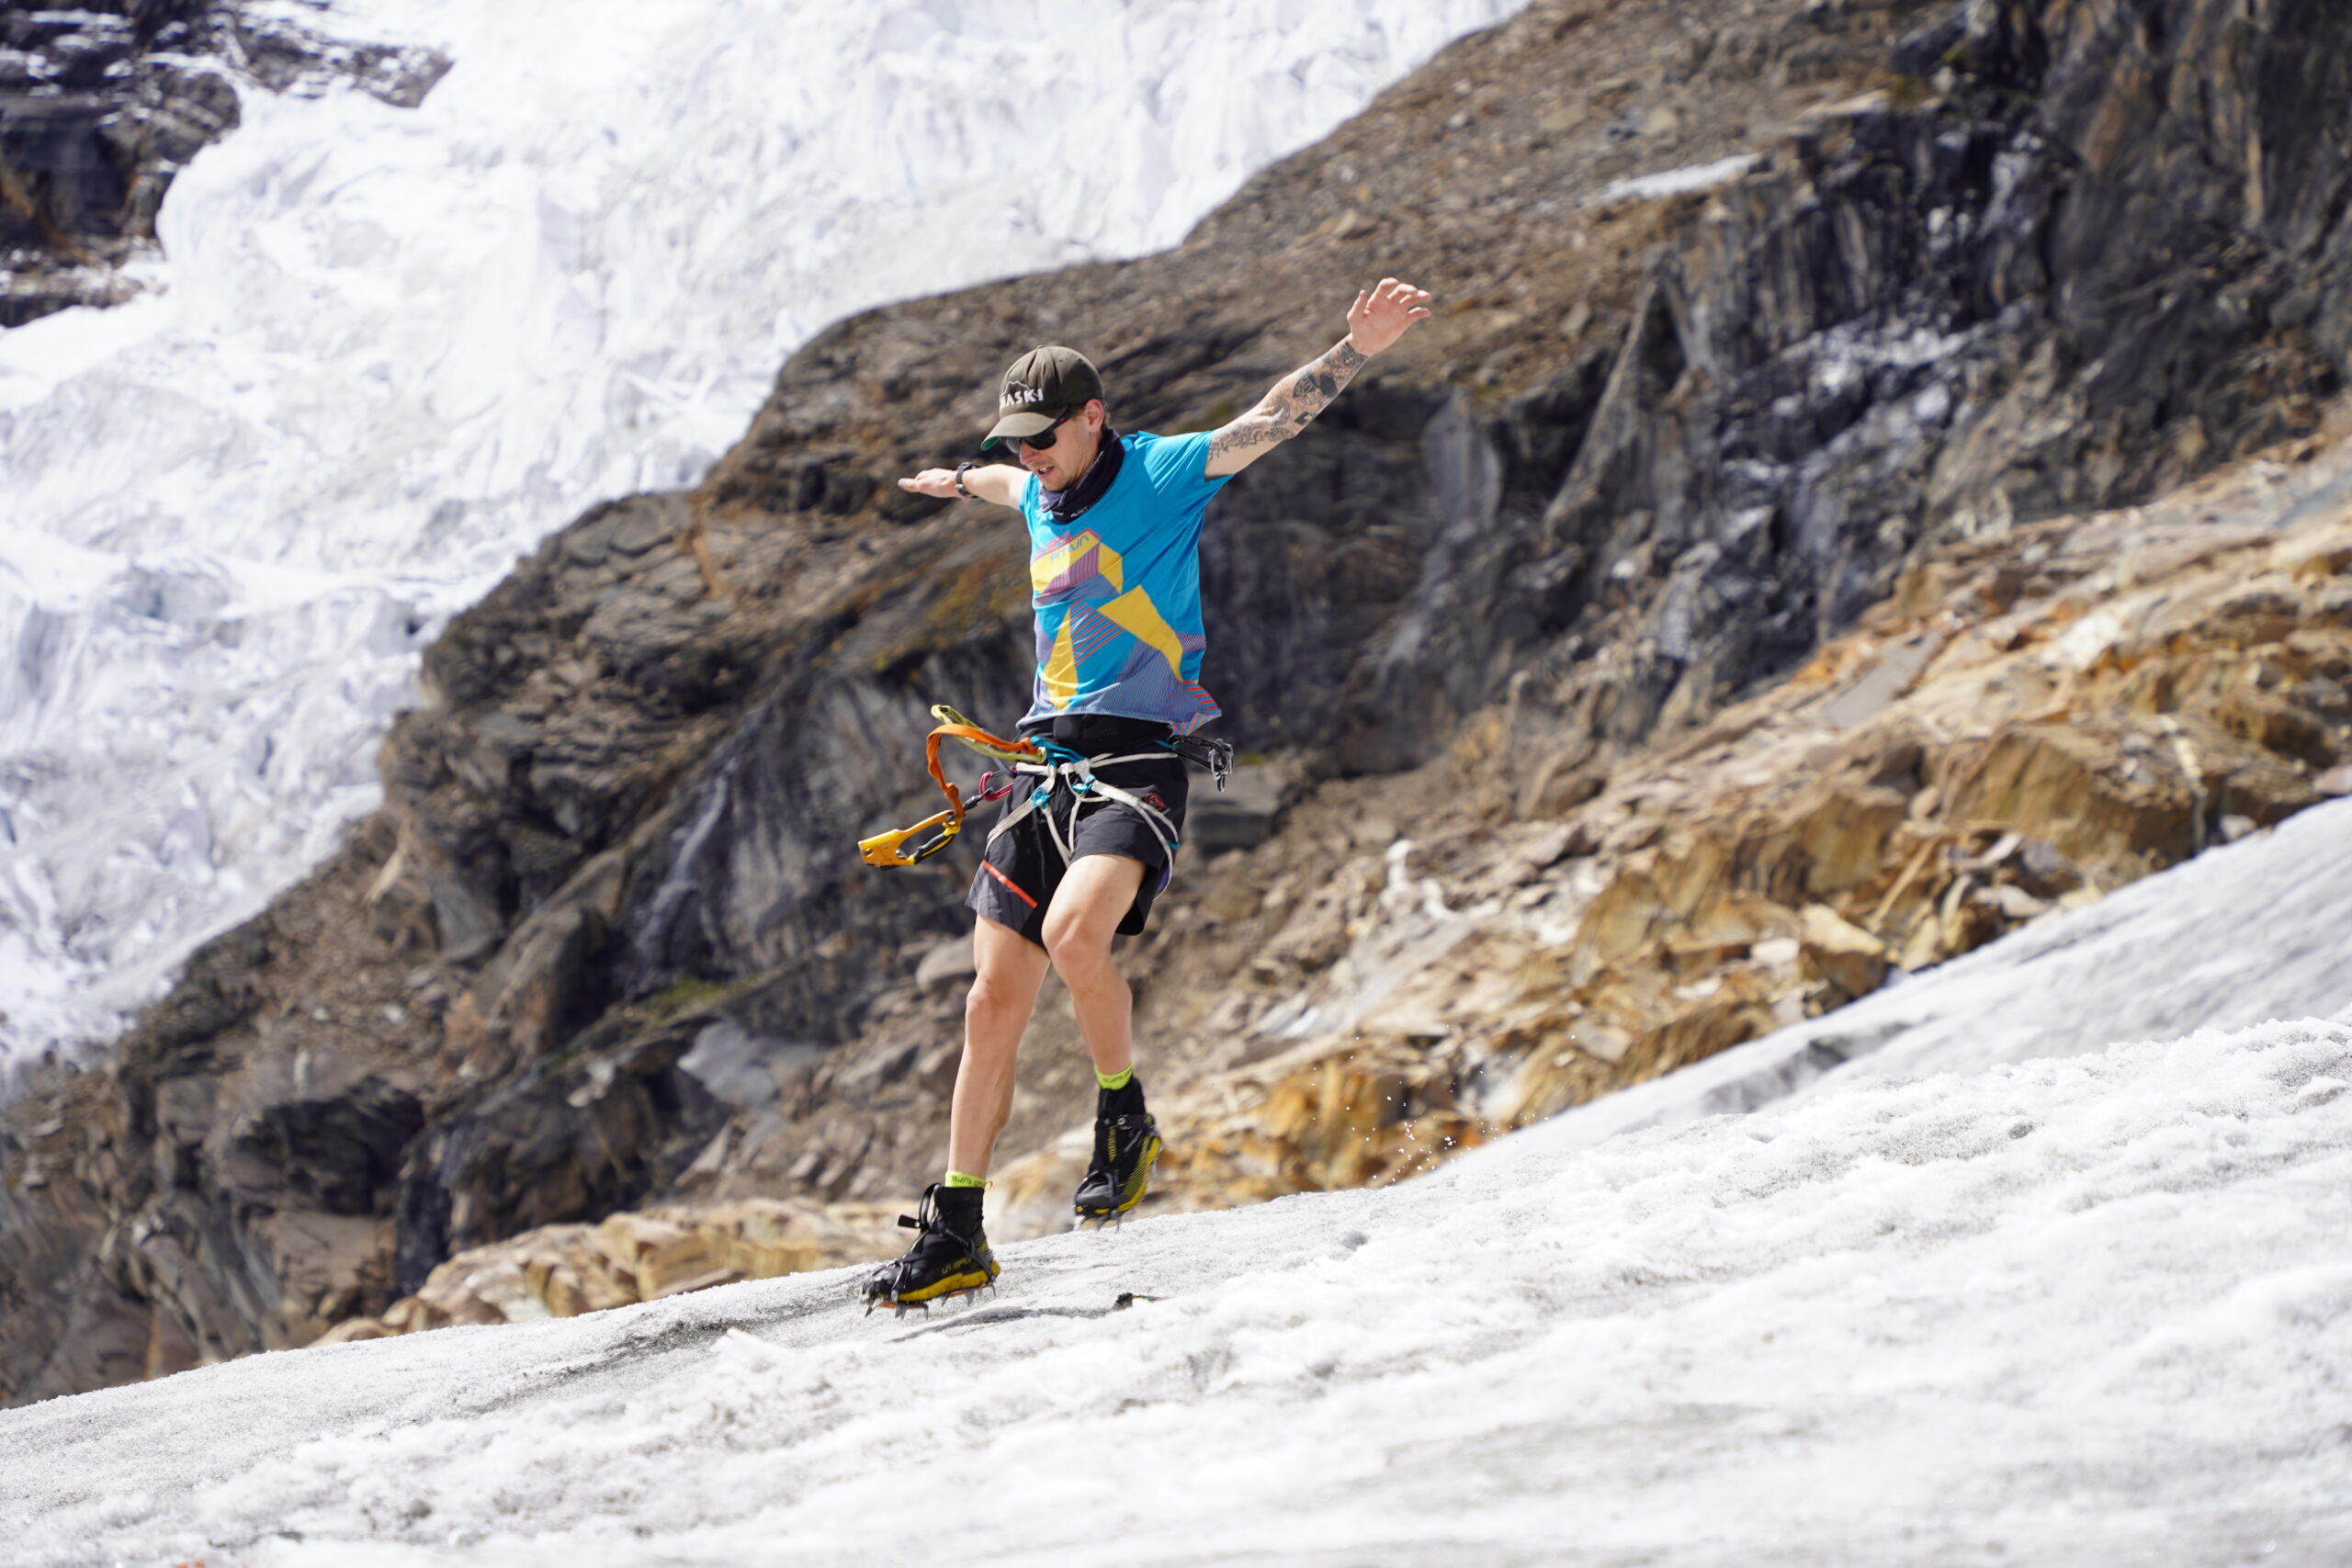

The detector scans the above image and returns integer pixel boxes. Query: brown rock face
[10,0,2352,1401]
[1799,905,1889,1004]
[320,1200,900,1342]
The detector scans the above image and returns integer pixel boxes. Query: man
[865,277,1434,1311]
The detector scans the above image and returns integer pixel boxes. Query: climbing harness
[857,705,1234,874]
[986,737,1183,886]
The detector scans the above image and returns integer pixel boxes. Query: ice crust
[3,802,2349,1565]
[0,0,1522,1077]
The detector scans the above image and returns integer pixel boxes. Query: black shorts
[965,715,1191,949]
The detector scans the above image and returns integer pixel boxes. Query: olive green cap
[984,345,1103,449]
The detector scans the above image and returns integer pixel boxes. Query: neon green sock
[1095,1065,1135,1092]
[944,1170,988,1190]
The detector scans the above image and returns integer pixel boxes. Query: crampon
[1073,1111,1161,1230]
[863,1183,1000,1317]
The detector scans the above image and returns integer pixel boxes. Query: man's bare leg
[867,920,1039,1310]
[942,855,1145,1179]
[1038,852,1148,1079]
[1046,852,1161,1223]
[946,916,1051,1179]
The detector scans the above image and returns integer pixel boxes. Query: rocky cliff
[7,0,2352,1401]
[0,0,447,325]
[328,412,2352,1334]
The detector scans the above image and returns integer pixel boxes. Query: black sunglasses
[991,413,1070,456]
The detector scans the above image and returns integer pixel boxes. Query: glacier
[0,0,1523,1081]
[2,801,2347,1565]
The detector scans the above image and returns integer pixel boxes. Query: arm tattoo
[1208,336,1371,464]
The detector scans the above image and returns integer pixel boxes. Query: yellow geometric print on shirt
[1042,615,1080,708]
[1097,587,1187,678]
[1030,531,1124,598]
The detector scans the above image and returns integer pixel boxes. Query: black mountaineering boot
[864,1183,998,1315]
[1073,1078,1161,1226]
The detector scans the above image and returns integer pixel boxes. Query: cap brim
[983,409,1061,449]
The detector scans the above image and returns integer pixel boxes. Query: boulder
[1798,905,1889,1003]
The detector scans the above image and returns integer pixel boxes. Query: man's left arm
[1204,277,1433,478]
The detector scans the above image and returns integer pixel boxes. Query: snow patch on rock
[1593,151,1759,205]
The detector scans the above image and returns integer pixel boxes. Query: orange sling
[857,707,1043,868]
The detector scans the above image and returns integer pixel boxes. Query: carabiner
[857,807,963,868]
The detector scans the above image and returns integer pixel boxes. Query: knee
[1040,911,1107,973]
[965,968,1027,1025]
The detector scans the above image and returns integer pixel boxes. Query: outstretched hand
[1346,277,1433,356]
[899,468,961,499]
[899,461,1026,510]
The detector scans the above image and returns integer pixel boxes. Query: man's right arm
[897,463,1030,509]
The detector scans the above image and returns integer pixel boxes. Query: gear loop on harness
[1162,733,1235,793]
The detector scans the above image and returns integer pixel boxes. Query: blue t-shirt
[1019,429,1230,734]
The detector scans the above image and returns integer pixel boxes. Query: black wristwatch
[954,460,978,500]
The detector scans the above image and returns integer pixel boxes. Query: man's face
[1019,400,1105,491]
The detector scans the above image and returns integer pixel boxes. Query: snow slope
[0,0,1522,1078]
[3,810,2347,1567]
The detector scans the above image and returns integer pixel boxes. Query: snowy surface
[1593,152,1759,205]
[0,0,1522,1080]
[3,807,2349,1566]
